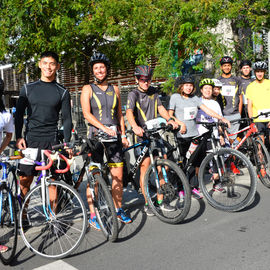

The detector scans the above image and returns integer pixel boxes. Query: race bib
[184,107,197,120]
[145,117,166,129]
[19,148,39,165]
[258,109,270,121]
[221,85,235,97]
[98,125,118,142]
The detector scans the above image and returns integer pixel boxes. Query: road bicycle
[19,148,87,259]
[228,111,270,188]
[54,139,119,242]
[163,121,257,212]
[122,124,191,224]
[0,154,22,264]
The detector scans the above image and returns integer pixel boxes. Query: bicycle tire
[19,180,87,259]
[144,159,191,224]
[90,174,118,242]
[254,137,270,188]
[0,187,18,265]
[198,148,257,212]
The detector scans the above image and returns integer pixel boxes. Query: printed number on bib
[145,117,166,130]
[20,148,39,165]
[221,85,235,97]
[184,107,197,120]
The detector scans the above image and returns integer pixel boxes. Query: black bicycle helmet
[220,56,233,65]
[199,78,215,88]
[180,76,194,85]
[89,52,110,70]
[134,65,153,79]
[239,59,252,68]
[253,61,268,71]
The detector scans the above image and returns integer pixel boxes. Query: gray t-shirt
[168,94,202,138]
[218,75,241,116]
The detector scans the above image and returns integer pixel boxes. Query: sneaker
[117,208,132,224]
[213,182,226,193]
[89,216,101,231]
[230,162,244,175]
[159,202,175,212]
[192,188,203,199]
[0,245,8,253]
[260,168,266,178]
[179,191,185,201]
[143,205,155,217]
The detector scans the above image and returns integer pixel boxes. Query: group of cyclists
[0,50,269,252]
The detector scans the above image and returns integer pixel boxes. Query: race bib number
[258,109,270,121]
[145,117,166,129]
[221,85,235,97]
[19,148,39,165]
[184,107,197,120]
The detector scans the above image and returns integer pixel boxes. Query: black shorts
[91,140,123,168]
[18,141,57,176]
[255,122,270,136]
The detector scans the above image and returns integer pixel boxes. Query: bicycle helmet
[253,61,268,71]
[180,76,194,85]
[89,52,110,70]
[220,56,233,65]
[134,65,153,80]
[199,78,215,88]
[212,78,223,88]
[239,60,252,68]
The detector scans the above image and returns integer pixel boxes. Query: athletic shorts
[18,141,57,177]
[255,122,270,136]
[91,140,123,168]
[224,113,241,140]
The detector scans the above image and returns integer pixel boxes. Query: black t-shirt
[15,79,72,142]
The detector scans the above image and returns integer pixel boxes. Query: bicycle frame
[123,132,170,192]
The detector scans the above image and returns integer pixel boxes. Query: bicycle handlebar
[51,139,81,150]
[196,121,228,128]
[35,150,71,173]
[229,111,270,124]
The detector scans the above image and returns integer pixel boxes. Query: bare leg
[110,166,123,209]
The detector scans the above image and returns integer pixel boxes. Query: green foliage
[0,0,269,84]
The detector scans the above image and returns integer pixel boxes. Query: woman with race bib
[168,76,230,199]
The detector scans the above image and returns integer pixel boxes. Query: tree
[0,0,269,88]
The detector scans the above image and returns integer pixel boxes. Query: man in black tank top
[126,65,178,216]
[81,52,132,227]
[15,51,72,224]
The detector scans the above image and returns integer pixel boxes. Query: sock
[157,200,163,205]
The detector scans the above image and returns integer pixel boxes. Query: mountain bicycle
[228,111,270,188]
[53,139,119,242]
[123,124,191,224]
[0,154,23,265]
[163,121,257,212]
[19,148,87,259]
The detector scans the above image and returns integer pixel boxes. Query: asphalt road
[2,175,270,270]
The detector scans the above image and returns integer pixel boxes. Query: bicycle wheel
[144,159,191,224]
[198,148,257,212]
[0,187,18,265]
[19,180,87,259]
[254,137,270,188]
[90,174,118,242]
